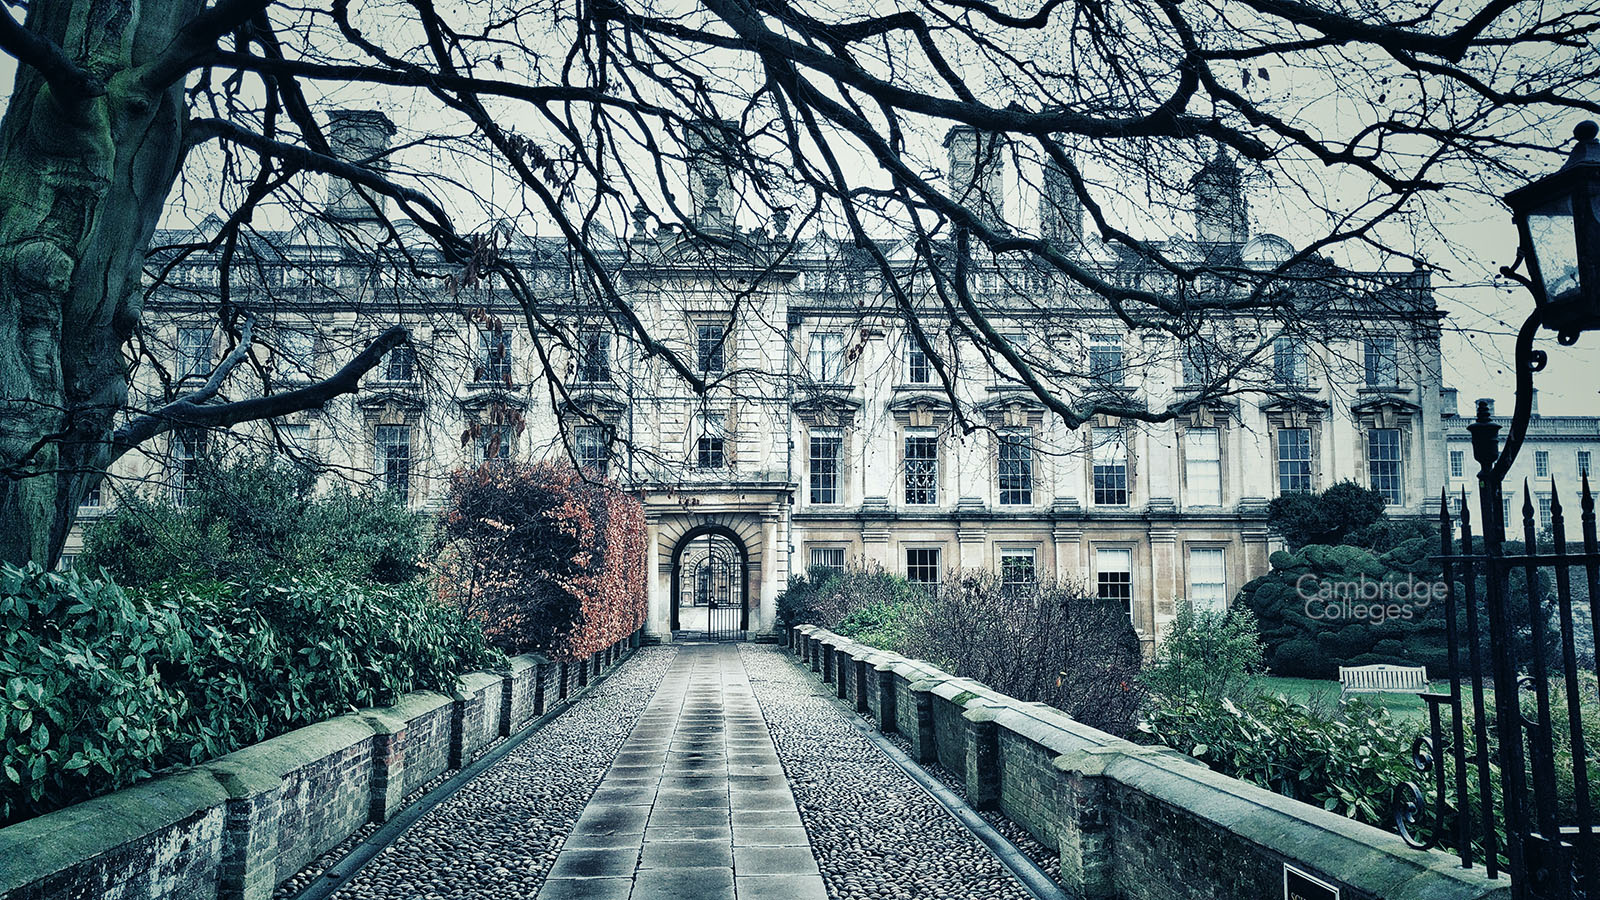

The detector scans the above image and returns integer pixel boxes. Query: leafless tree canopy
[0,0,1595,563]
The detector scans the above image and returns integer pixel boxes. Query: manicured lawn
[1251,675,1446,721]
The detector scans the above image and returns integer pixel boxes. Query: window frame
[1187,547,1228,614]
[576,327,612,383]
[477,329,514,384]
[1277,427,1314,494]
[1449,449,1465,479]
[903,432,939,505]
[1367,427,1404,505]
[906,547,943,587]
[809,429,843,504]
[807,331,844,382]
[697,323,727,375]
[1000,548,1037,595]
[906,334,933,384]
[1535,450,1550,478]
[1363,336,1399,388]
[1089,333,1125,387]
[1094,547,1134,616]
[1183,427,1223,507]
[375,424,412,504]
[575,424,610,475]
[1091,429,1129,506]
[997,430,1033,506]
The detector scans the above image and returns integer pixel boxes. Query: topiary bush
[0,563,495,826]
[437,462,646,659]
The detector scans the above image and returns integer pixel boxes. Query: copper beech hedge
[437,462,646,660]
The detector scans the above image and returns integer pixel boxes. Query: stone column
[1148,527,1178,641]
[962,706,1001,809]
[644,517,671,641]
[956,521,986,569]
[759,512,782,634]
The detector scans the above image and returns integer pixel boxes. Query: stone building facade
[1440,388,1600,535]
[71,112,1450,649]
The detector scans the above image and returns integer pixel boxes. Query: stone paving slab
[535,643,827,900]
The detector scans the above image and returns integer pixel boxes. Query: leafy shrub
[1143,601,1264,707]
[0,563,495,826]
[834,600,913,654]
[777,565,920,631]
[80,453,429,588]
[1139,692,1423,824]
[1267,481,1390,551]
[437,462,646,659]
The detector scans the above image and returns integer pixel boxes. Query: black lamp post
[1462,121,1600,900]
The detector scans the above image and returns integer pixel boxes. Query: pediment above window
[1351,397,1420,429]
[357,389,424,425]
[1176,399,1238,430]
[793,392,861,427]
[1261,395,1329,428]
[977,397,1044,429]
[888,393,954,428]
[558,393,627,426]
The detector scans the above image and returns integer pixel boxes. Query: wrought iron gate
[675,532,747,641]
[1403,406,1600,899]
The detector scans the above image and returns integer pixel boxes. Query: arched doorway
[670,527,749,640]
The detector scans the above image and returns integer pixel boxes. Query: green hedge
[0,563,495,826]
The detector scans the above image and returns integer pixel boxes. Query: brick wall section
[0,770,228,900]
[788,627,1510,900]
[504,655,542,732]
[0,636,641,900]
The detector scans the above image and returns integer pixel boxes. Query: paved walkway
[536,644,827,900]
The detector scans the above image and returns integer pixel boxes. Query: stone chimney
[1531,388,1541,418]
[1190,144,1248,245]
[1040,159,1083,247]
[686,119,738,231]
[1478,397,1495,417]
[326,110,397,221]
[945,125,1005,228]
[1441,387,1458,417]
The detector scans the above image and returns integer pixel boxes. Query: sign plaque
[1284,864,1340,900]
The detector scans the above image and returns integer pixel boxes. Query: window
[1368,428,1403,505]
[810,547,846,576]
[575,425,609,475]
[477,424,513,463]
[1188,548,1227,614]
[375,425,411,504]
[694,414,726,469]
[997,431,1033,505]
[1538,493,1554,534]
[1092,430,1129,506]
[577,328,611,383]
[1180,343,1212,386]
[1000,549,1037,595]
[478,329,513,384]
[281,423,312,453]
[1273,337,1306,388]
[80,481,102,509]
[809,430,842,504]
[1581,451,1592,478]
[697,324,726,374]
[1277,428,1313,494]
[277,330,315,378]
[1364,337,1398,388]
[1504,500,1512,532]
[1450,450,1465,479]
[385,343,415,381]
[906,335,932,384]
[1089,334,1124,386]
[904,433,939,504]
[172,429,206,506]
[808,332,843,382]
[1535,450,1550,478]
[1096,548,1133,615]
[906,548,942,587]
[1184,428,1222,506]
[1450,494,1464,517]
[178,327,211,378]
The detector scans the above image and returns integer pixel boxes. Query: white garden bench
[1339,664,1429,697]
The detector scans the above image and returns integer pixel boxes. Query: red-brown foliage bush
[437,462,646,659]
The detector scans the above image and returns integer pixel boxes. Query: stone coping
[792,626,1507,900]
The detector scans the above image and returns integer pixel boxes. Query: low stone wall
[0,636,640,900]
[789,625,1509,900]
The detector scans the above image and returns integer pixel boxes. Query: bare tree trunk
[0,0,198,567]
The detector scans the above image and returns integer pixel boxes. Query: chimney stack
[1191,144,1248,245]
[326,110,397,222]
[1441,387,1459,417]
[1477,397,1495,418]
[1040,159,1083,248]
[686,119,738,231]
[945,125,1006,229]
[1531,388,1541,418]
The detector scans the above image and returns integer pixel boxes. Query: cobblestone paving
[317,647,677,900]
[740,644,1035,900]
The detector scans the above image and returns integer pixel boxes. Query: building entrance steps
[537,644,827,900]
